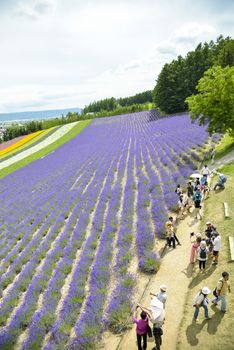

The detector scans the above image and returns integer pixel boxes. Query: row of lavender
[0,111,209,349]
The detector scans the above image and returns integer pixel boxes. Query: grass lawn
[177,161,234,350]
[214,134,234,160]
[0,120,91,179]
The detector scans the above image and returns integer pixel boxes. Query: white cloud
[15,0,57,20]
[0,0,233,112]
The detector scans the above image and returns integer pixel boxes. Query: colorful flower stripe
[0,130,44,157]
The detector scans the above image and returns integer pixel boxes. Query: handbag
[147,324,152,338]
[213,288,218,297]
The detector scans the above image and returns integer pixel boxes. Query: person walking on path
[193,188,202,219]
[197,240,209,272]
[138,298,164,350]
[165,216,181,246]
[175,184,182,196]
[211,231,221,265]
[212,272,231,313]
[132,308,149,350]
[187,181,194,211]
[193,286,212,322]
[150,284,167,308]
[190,232,202,264]
[204,221,215,248]
[201,164,210,178]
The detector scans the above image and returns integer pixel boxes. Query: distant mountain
[0,107,81,122]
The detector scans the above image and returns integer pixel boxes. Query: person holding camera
[190,232,202,264]
[132,306,150,350]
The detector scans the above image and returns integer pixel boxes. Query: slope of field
[0,110,209,349]
[0,126,59,161]
[0,120,90,179]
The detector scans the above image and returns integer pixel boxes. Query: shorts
[213,250,219,256]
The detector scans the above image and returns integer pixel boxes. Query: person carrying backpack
[193,286,212,322]
[214,173,227,190]
[193,188,202,219]
[197,240,208,271]
[212,271,231,313]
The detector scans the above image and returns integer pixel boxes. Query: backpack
[200,248,206,259]
[220,175,227,183]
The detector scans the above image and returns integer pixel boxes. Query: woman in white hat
[193,286,212,321]
[197,240,209,272]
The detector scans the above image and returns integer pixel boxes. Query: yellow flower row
[0,130,44,157]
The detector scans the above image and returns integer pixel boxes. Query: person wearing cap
[197,240,209,271]
[150,285,167,308]
[193,286,212,321]
[211,231,221,265]
[212,272,231,312]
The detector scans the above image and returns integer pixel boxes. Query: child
[197,240,208,271]
[132,307,149,350]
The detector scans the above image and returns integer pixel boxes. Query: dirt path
[211,149,234,170]
[116,212,200,350]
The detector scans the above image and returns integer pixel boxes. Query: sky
[0,0,234,113]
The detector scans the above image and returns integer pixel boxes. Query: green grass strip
[0,120,91,179]
[215,133,234,160]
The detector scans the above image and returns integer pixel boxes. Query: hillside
[0,110,217,349]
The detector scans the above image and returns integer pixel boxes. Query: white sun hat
[200,240,207,248]
[202,286,211,294]
[160,284,167,292]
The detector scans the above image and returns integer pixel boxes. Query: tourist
[137,297,164,350]
[213,173,227,190]
[201,164,210,178]
[187,182,194,210]
[190,232,202,264]
[165,217,181,246]
[193,188,202,219]
[175,184,182,196]
[210,147,215,164]
[212,272,231,313]
[197,240,208,272]
[193,286,212,322]
[211,231,221,265]
[150,284,167,308]
[204,222,216,252]
[132,307,149,350]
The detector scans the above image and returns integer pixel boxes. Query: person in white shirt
[193,286,212,321]
[150,285,167,308]
[201,164,210,178]
[211,232,221,265]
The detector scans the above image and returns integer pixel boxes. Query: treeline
[153,35,234,114]
[83,90,153,113]
[1,102,153,143]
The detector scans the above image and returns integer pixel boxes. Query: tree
[186,65,234,135]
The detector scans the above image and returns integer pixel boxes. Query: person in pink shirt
[190,232,202,264]
[132,307,149,350]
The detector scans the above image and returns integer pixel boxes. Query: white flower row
[0,121,80,170]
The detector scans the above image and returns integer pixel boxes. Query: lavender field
[0,110,209,350]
